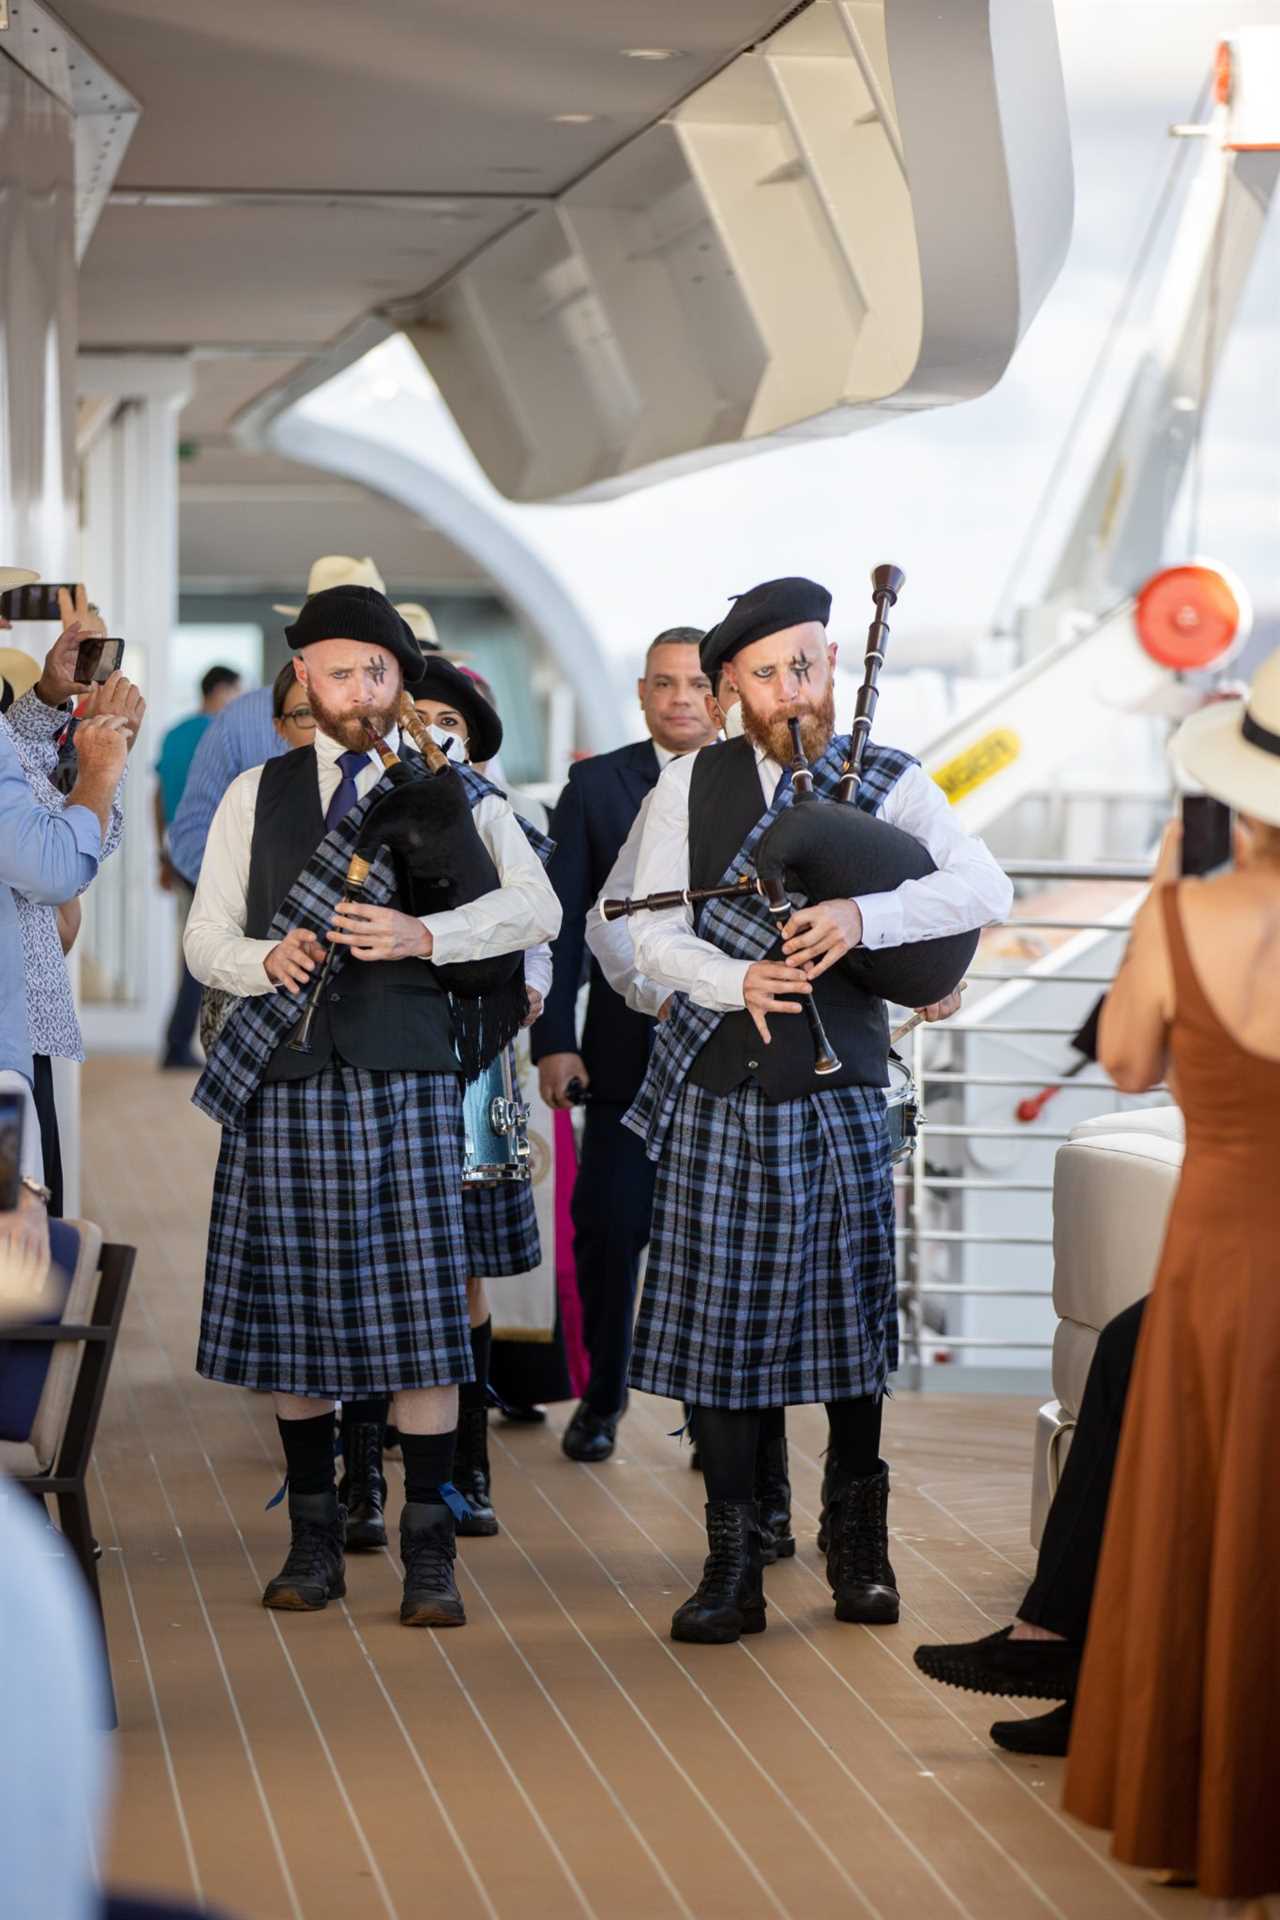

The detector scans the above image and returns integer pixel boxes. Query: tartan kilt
[197,1065,472,1397]
[463,1177,540,1278]
[629,1079,898,1409]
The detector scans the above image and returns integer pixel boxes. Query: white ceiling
[60,0,803,592]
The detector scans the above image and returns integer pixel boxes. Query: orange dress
[1063,887,1280,1899]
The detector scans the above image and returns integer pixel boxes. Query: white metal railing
[894,859,1159,1383]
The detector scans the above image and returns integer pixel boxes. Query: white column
[76,355,192,1061]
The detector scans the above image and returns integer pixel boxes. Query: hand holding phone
[74,637,125,686]
[0,582,82,622]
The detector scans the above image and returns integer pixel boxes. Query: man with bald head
[185,586,560,1631]
[625,576,1011,1645]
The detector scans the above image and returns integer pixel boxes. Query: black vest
[686,739,889,1104]
[246,747,459,1082]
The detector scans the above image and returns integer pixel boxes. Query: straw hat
[273,555,386,618]
[1170,651,1280,827]
[0,648,42,700]
[395,602,441,650]
[0,566,39,596]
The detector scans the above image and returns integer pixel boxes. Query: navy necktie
[324,749,370,831]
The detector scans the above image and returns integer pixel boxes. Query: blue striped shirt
[167,685,282,885]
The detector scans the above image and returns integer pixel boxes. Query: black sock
[401,1429,457,1506]
[757,1406,786,1448]
[825,1395,884,1479]
[277,1411,337,1497]
[342,1396,389,1430]
[693,1407,762,1504]
[459,1319,492,1415]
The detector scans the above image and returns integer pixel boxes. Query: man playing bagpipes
[185,586,561,1629]
[623,575,1013,1644]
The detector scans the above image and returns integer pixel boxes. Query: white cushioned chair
[1030,1107,1183,1546]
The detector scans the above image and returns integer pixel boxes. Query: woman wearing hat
[410,658,572,1527]
[1063,660,1280,1912]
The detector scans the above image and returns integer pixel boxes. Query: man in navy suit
[533,630,718,1461]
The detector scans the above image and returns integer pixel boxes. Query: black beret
[413,655,503,766]
[285,585,427,689]
[700,575,832,680]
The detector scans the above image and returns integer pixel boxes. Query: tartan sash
[193,762,549,1131]
[623,737,916,1161]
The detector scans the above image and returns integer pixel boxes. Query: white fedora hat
[1170,650,1280,828]
[395,602,440,650]
[274,555,386,618]
[0,566,40,597]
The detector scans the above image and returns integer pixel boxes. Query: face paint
[367,653,388,686]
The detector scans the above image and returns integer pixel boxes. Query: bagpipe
[602,566,979,1076]
[287,697,526,1076]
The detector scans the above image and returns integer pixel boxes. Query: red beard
[308,687,400,753]
[740,683,836,769]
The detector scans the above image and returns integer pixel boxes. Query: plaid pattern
[629,1078,897,1407]
[623,736,916,1162]
[198,1065,471,1395]
[463,1178,541,1278]
[192,761,510,1132]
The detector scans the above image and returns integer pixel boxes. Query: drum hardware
[463,1047,532,1185]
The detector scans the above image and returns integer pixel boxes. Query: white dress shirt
[185,726,561,994]
[584,792,669,1017]
[630,744,1013,1013]
[582,742,678,1018]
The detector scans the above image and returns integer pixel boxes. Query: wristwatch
[18,1176,52,1206]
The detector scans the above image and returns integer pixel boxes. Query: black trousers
[1019,1295,1146,1643]
[571,1099,656,1416]
[31,1054,64,1220]
[162,880,202,1066]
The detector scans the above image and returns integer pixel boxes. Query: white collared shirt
[582,740,679,1018]
[629,743,1013,1013]
[185,725,561,995]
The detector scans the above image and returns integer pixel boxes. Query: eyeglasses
[282,705,316,729]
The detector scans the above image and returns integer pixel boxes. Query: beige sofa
[1030,1107,1184,1546]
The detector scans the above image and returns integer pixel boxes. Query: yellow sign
[931,728,1021,804]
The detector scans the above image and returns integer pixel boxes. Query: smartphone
[74,637,125,686]
[0,1091,24,1211]
[0,583,81,622]
[1181,794,1233,877]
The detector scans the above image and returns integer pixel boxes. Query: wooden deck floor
[85,1056,1211,1920]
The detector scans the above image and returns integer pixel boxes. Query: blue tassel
[266,1474,288,1511]
[439,1481,472,1524]
[668,1416,691,1442]
[485,1382,513,1416]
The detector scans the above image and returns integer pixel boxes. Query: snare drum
[885,1057,920,1166]
[462,1047,532,1186]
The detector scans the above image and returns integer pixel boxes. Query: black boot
[825,1460,899,1625]
[754,1434,795,1565]
[671,1501,766,1645]
[816,1448,837,1554]
[338,1419,388,1552]
[400,1502,467,1628]
[453,1405,499,1537]
[262,1490,346,1612]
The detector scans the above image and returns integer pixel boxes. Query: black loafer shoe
[990,1699,1074,1756]
[562,1402,621,1464]
[913,1627,1081,1702]
[498,1403,547,1425]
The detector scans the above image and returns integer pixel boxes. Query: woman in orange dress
[1063,659,1280,1914]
